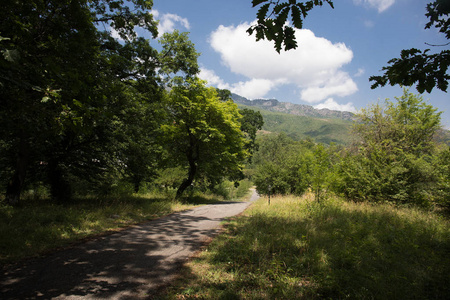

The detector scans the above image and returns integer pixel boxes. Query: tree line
[0,0,263,206]
[251,90,449,210]
[1,0,448,210]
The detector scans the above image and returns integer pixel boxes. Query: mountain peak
[230,93,355,121]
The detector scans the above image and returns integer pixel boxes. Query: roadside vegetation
[162,194,450,299]
[0,179,253,264]
[159,89,450,299]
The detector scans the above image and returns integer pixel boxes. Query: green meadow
[162,194,450,299]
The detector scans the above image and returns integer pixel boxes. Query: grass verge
[0,192,226,265]
[161,194,450,299]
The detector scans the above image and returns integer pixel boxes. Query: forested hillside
[239,104,353,145]
[233,93,450,146]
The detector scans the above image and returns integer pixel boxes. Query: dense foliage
[252,90,449,209]
[1,0,449,214]
[0,1,247,205]
[160,78,247,198]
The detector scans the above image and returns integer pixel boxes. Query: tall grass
[163,194,450,299]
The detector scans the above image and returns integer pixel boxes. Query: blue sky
[145,0,449,128]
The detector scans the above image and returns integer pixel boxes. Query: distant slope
[231,93,355,121]
[232,93,354,145]
[232,93,450,146]
[238,104,353,145]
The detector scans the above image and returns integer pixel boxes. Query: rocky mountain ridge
[231,93,355,121]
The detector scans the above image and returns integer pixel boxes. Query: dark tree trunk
[176,161,197,199]
[5,141,30,206]
[133,177,141,193]
[176,133,199,199]
[5,170,26,206]
[48,160,72,203]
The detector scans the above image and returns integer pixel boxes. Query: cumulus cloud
[199,68,226,87]
[199,68,281,99]
[314,98,356,112]
[300,73,358,103]
[207,22,357,102]
[152,10,190,35]
[353,0,395,13]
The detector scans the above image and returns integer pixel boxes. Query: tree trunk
[5,170,26,206]
[48,160,72,203]
[5,141,30,206]
[176,159,197,199]
[133,177,141,193]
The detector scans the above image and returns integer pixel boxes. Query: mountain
[231,93,450,146]
[231,93,355,121]
[231,93,354,145]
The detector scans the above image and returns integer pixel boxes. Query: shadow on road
[0,198,256,299]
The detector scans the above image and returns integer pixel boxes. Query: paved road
[0,190,260,299]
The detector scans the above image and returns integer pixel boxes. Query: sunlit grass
[0,192,222,264]
[162,194,450,299]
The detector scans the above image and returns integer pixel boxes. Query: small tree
[336,90,444,206]
[161,78,247,198]
[307,144,331,203]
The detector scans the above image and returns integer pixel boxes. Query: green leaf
[2,49,19,62]
[257,3,271,22]
[73,99,83,107]
[291,5,303,29]
[275,7,290,26]
[283,26,298,51]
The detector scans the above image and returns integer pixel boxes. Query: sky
[144,0,449,128]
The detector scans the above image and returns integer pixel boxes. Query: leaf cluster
[0,0,205,203]
[248,0,334,52]
[370,0,450,93]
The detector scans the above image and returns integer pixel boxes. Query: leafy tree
[214,88,264,159]
[158,30,200,82]
[248,0,334,52]
[253,133,310,195]
[335,90,444,206]
[239,108,264,159]
[354,89,441,156]
[0,0,205,204]
[370,0,449,93]
[160,78,248,198]
[0,0,168,204]
[0,0,106,204]
[307,144,332,203]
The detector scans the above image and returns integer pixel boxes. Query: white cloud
[314,98,356,112]
[229,79,278,99]
[300,72,358,103]
[199,68,281,99]
[109,25,134,42]
[353,0,395,13]
[354,68,365,77]
[199,68,226,87]
[208,22,357,102]
[110,26,122,40]
[152,10,190,36]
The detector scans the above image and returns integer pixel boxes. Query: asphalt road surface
[0,190,260,299]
